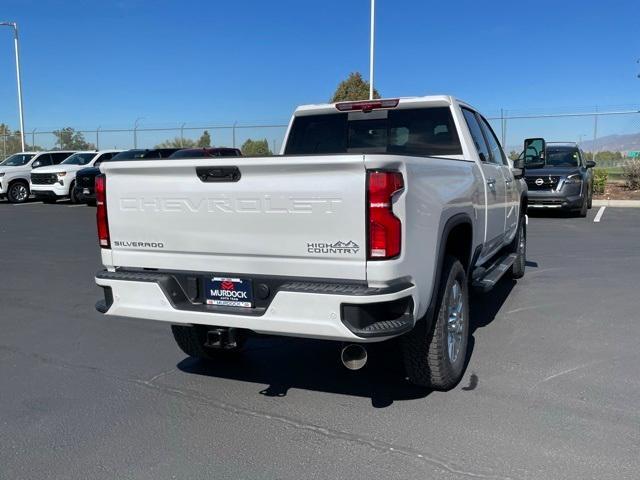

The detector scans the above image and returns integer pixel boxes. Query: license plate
[83,188,90,195]
[204,277,253,308]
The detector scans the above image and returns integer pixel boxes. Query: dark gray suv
[522,140,596,217]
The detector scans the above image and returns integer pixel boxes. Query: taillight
[96,174,110,248]
[335,98,399,112]
[367,171,403,259]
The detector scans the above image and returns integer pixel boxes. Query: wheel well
[444,222,472,271]
[9,178,28,187]
[521,194,528,213]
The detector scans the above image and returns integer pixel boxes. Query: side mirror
[512,157,525,179]
[32,160,41,169]
[586,160,596,169]
[524,137,545,167]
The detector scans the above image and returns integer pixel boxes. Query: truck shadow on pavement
[177,275,518,408]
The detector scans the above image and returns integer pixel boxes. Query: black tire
[69,182,79,204]
[510,217,526,279]
[401,255,469,390]
[587,186,593,209]
[577,195,588,217]
[171,325,245,360]
[7,181,29,204]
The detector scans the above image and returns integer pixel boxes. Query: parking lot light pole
[1,21,26,152]
[369,0,375,100]
[133,117,144,149]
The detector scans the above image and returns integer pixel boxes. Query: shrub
[622,160,640,190]
[593,169,608,195]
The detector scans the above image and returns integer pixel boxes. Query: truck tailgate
[102,155,367,280]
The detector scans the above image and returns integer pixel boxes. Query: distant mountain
[506,132,640,154]
[578,132,640,152]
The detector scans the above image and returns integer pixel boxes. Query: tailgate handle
[196,166,241,183]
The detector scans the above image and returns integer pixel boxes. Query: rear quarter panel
[364,154,484,319]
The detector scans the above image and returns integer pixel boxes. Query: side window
[478,116,507,165]
[462,109,490,162]
[51,152,71,164]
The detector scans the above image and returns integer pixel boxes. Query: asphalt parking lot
[1,200,639,480]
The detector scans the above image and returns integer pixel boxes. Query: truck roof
[293,95,473,116]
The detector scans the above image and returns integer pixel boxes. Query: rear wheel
[401,255,469,390]
[171,325,245,360]
[587,186,593,209]
[7,181,29,204]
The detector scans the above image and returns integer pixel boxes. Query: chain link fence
[486,105,640,162]
[1,124,289,160]
[2,106,639,163]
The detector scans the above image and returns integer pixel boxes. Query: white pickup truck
[95,96,528,390]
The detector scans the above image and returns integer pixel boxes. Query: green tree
[53,127,95,150]
[197,130,211,147]
[508,150,520,161]
[155,130,212,149]
[241,138,272,156]
[330,72,380,102]
[155,137,196,148]
[1,124,40,158]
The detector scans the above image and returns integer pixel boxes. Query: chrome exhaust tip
[340,344,368,371]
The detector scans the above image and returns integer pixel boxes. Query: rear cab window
[285,107,462,157]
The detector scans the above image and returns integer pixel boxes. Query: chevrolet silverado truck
[94,96,528,390]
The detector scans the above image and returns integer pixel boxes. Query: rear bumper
[95,269,416,342]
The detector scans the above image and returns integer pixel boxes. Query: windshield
[61,153,96,165]
[111,149,178,160]
[545,147,580,167]
[285,107,463,156]
[169,148,241,158]
[1,153,35,166]
[523,146,580,168]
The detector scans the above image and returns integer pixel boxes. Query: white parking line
[13,201,43,206]
[594,206,606,223]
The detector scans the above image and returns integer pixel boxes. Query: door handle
[486,177,496,192]
[504,178,513,184]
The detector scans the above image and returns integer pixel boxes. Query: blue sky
[0,0,638,149]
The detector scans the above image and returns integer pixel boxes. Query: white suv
[30,150,120,203]
[0,151,75,203]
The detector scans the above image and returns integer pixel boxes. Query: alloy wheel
[447,280,464,363]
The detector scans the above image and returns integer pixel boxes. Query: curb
[593,199,640,208]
